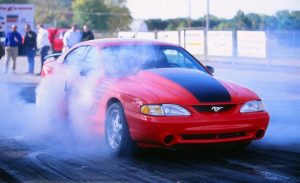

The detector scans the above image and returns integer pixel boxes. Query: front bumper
[125,110,270,148]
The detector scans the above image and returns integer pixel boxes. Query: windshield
[100,45,208,77]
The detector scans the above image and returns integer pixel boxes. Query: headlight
[240,100,265,113]
[141,104,191,116]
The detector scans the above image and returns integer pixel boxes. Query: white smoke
[34,65,105,155]
[29,45,159,155]
[0,84,36,136]
[0,45,159,157]
[0,68,102,156]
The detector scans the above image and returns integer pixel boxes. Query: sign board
[207,31,233,57]
[180,30,205,55]
[0,4,35,36]
[237,31,267,58]
[118,31,136,38]
[136,32,155,40]
[157,31,179,45]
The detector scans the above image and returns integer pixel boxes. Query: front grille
[182,132,246,140]
[193,104,235,113]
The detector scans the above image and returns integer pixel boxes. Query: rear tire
[105,102,136,156]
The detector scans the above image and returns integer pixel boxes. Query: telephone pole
[206,0,209,31]
[204,0,210,60]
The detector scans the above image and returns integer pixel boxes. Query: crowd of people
[0,24,94,75]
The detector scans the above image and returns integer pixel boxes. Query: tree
[276,10,296,30]
[72,0,131,32]
[72,0,109,31]
[29,0,72,27]
[290,11,300,30]
[0,0,28,3]
[145,19,168,30]
[191,18,205,28]
[209,15,222,29]
[107,5,131,31]
[261,15,278,30]
[166,22,175,30]
[177,21,187,30]
[233,10,252,30]
[246,13,262,30]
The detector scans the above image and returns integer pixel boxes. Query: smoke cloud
[0,70,106,157]
[0,45,160,157]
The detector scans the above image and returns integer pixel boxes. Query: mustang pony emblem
[211,106,224,112]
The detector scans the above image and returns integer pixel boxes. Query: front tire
[105,102,135,156]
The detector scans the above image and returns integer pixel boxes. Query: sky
[126,0,300,20]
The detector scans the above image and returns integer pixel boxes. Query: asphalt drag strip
[0,136,299,182]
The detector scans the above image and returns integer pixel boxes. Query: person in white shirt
[37,24,51,74]
[62,24,82,52]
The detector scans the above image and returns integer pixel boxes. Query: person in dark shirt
[0,43,4,60]
[4,25,22,74]
[23,24,37,74]
[81,25,94,42]
[0,31,5,45]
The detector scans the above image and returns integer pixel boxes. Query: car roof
[78,38,179,48]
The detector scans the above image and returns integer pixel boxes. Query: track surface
[1,65,300,183]
[0,136,299,183]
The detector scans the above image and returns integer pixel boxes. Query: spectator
[0,43,4,60]
[23,24,37,74]
[37,23,51,74]
[4,25,22,74]
[0,21,5,45]
[81,25,94,42]
[0,30,5,45]
[62,24,82,52]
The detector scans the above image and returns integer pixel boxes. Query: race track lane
[0,136,299,183]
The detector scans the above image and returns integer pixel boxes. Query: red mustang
[38,39,269,155]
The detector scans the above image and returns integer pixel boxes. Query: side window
[164,49,184,65]
[80,46,102,76]
[64,46,89,66]
[163,48,198,69]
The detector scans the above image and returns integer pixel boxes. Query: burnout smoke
[0,83,36,136]
[33,44,159,154]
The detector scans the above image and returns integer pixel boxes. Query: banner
[136,32,155,40]
[237,31,267,58]
[157,31,179,45]
[180,30,205,55]
[0,4,35,36]
[118,31,136,38]
[207,31,233,57]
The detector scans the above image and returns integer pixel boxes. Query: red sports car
[37,39,269,155]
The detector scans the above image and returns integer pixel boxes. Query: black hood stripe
[150,69,231,102]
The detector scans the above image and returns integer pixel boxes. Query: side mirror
[206,65,214,73]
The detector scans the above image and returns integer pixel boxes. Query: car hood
[125,68,260,105]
